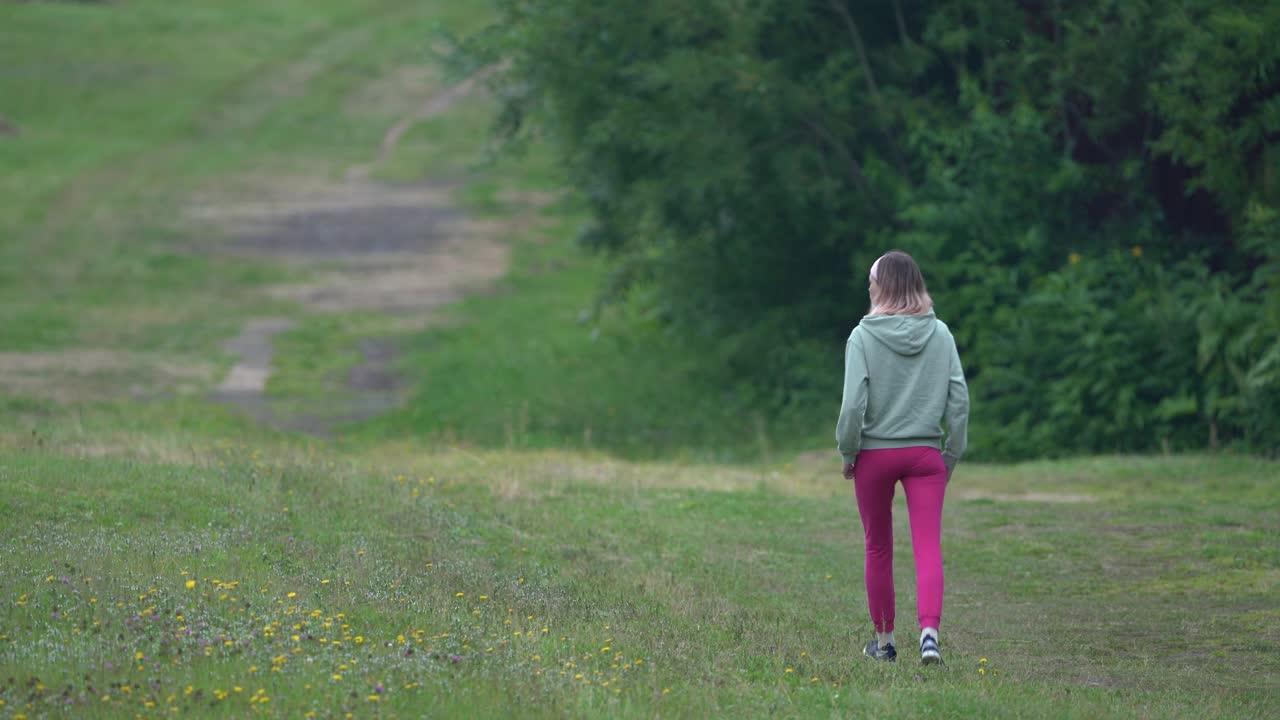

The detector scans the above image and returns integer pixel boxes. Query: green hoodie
[835,311,969,470]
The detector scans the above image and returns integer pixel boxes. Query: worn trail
[200,56,504,434]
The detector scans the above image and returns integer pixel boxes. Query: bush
[471,0,1280,459]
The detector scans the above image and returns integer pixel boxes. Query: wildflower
[784,668,794,674]
[979,658,987,664]
[185,580,196,590]
[979,668,986,675]
[332,674,342,681]
[811,677,819,683]
[1069,252,1082,265]
[662,688,670,695]
[287,592,297,599]
[455,592,464,598]
[1131,245,1143,257]
[355,636,365,644]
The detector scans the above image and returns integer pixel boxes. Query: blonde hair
[869,250,933,316]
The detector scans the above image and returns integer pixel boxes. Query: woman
[835,250,969,665]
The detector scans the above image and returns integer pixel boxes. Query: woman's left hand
[842,462,856,480]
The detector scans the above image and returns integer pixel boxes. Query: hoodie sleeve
[941,337,970,473]
[836,331,869,464]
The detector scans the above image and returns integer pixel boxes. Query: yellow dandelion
[784,668,794,673]
[662,688,671,695]
[455,592,464,598]
[332,674,343,681]
[1131,245,1143,257]
[980,657,988,664]
[287,592,297,599]
[185,580,196,590]
[1069,252,1082,265]
[979,667,986,675]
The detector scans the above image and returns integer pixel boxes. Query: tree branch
[803,117,897,224]
[827,0,911,180]
[892,0,911,45]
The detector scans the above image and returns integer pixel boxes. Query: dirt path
[203,72,508,436]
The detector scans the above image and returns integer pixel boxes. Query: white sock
[877,631,896,647]
[920,627,939,645]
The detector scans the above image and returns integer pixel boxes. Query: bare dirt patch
[0,350,210,403]
[951,488,1097,504]
[198,70,518,435]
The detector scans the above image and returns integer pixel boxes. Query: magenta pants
[852,446,947,633]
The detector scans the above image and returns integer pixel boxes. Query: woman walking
[836,250,969,665]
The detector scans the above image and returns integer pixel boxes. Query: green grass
[1,446,1276,718]
[0,0,488,360]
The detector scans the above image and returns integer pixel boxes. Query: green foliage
[475,0,1280,458]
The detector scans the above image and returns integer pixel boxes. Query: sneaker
[920,634,943,665]
[863,639,896,662]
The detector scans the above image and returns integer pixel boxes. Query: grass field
[1,447,1277,718]
[1,1,1278,718]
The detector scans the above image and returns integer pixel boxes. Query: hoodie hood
[859,311,938,356]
